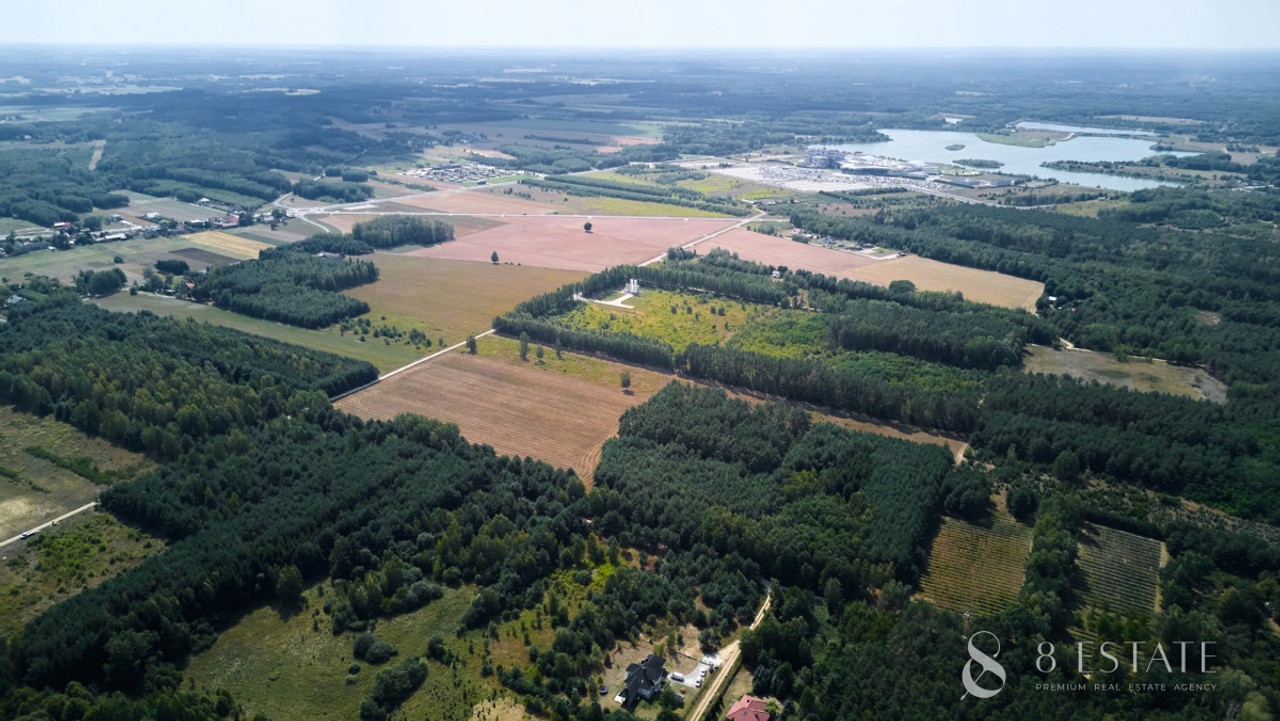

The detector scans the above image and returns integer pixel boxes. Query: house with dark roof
[727,695,771,721]
[620,654,666,708]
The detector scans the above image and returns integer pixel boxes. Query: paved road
[688,589,772,721]
[0,502,97,550]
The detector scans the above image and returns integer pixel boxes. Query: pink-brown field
[392,189,557,215]
[704,228,880,274]
[407,215,738,271]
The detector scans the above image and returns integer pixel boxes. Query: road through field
[329,210,763,401]
[0,502,98,551]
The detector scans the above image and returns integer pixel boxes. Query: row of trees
[193,254,377,328]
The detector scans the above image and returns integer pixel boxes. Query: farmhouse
[620,654,666,708]
[210,214,240,229]
[727,695,771,721]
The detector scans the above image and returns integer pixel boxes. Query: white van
[670,672,685,683]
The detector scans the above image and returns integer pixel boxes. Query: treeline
[351,215,454,247]
[293,179,375,203]
[257,218,456,262]
[825,299,1027,370]
[472,142,676,175]
[259,233,376,258]
[194,254,377,328]
[519,176,750,217]
[126,165,292,203]
[678,343,979,431]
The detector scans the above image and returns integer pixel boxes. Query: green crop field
[0,406,152,540]
[918,512,1033,615]
[1076,523,1164,616]
[560,288,772,352]
[0,512,162,638]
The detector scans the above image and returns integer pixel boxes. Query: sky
[6,0,1279,50]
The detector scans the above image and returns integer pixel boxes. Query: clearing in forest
[1024,344,1228,403]
[918,511,1032,615]
[1076,523,1164,616]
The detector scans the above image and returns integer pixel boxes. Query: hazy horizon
[5,0,1279,51]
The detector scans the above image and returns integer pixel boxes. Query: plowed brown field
[335,351,666,485]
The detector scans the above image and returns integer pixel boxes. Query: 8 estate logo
[961,631,1218,699]
[961,631,1007,699]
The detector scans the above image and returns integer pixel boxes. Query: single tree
[1053,450,1082,484]
[620,371,631,390]
[519,332,530,361]
[583,221,592,233]
[535,345,544,360]
[275,565,304,609]
[466,335,477,354]
[490,250,499,264]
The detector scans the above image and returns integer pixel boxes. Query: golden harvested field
[1024,345,1228,403]
[347,253,586,344]
[336,336,671,486]
[918,511,1033,616]
[1076,523,1164,616]
[408,215,737,271]
[846,255,1045,310]
[186,230,272,259]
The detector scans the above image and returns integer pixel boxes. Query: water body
[1015,120,1155,137]
[834,129,1191,192]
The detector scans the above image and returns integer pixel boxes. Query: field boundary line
[330,329,496,402]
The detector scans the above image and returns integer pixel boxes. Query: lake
[834,129,1190,192]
